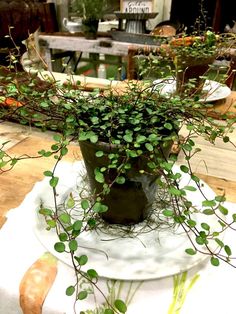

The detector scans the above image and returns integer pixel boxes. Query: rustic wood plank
[177,119,236,184]
[177,142,236,181]
[206,91,236,119]
[0,215,7,228]
[196,173,236,203]
[0,134,81,222]
[39,33,157,57]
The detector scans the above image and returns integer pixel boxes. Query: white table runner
[0,161,236,314]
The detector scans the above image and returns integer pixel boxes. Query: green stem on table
[168,271,200,314]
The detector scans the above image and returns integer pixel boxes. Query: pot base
[79,140,165,225]
[99,179,157,225]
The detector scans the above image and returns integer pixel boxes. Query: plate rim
[33,162,219,281]
[152,78,231,103]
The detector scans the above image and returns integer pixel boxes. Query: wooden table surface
[0,124,81,227]
[206,90,236,119]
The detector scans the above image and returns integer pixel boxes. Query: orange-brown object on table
[19,252,58,314]
[170,36,202,47]
[2,97,23,107]
[151,25,176,37]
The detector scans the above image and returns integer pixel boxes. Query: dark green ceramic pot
[175,55,216,96]
[79,140,172,225]
[82,18,99,39]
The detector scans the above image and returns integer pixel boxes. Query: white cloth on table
[0,161,236,314]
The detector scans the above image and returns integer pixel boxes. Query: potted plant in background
[69,0,109,39]
[1,54,236,311]
[169,30,218,96]
[134,30,236,97]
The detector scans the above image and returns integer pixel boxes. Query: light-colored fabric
[0,161,236,314]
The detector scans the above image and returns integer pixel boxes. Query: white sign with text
[121,1,153,13]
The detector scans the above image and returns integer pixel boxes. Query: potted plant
[169,30,218,95]
[134,31,236,97]
[1,64,236,312]
[70,0,109,39]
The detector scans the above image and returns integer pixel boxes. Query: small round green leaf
[49,176,59,188]
[95,151,104,157]
[215,195,226,202]
[168,187,182,196]
[215,238,224,248]
[104,309,114,314]
[77,255,88,266]
[145,143,154,151]
[77,290,88,300]
[115,176,126,184]
[218,205,228,216]
[87,269,98,279]
[187,219,196,227]
[196,236,205,245]
[201,222,210,231]
[67,196,75,208]
[39,208,52,216]
[44,151,52,157]
[126,149,138,158]
[93,202,108,213]
[162,209,173,217]
[184,186,197,192]
[73,220,82,231]
[185,248,197,255]
[191,175,200,183]
[46,219,56,228]
[61,146,68,156]
[66,286,75,296]
[123,134,133,143]
[90,135,98,143]
[224,245,232,256]
[59,213,71,224]
[148,133,158,141]
[180,165,189,173]
[147,161,156,169]
[114,299,127,313]
[54,242,65,253]
[182,143,192,151]
[202,200,216,207]
[202,209,214,215]
[53,134,62,142]
[69,239,78,252]
[95,172,105,183]
[81,199,90,210]
[136,135,146,143]
[43,170,53,177]
[211,256,220,266]
[164,122,173,130]
[59,232,68,241]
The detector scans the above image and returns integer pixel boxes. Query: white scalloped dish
[33,161,223,281]
[153,78,231,103]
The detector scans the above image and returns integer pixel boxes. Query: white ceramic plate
[153,78,231,102]
[34,161,221,281]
